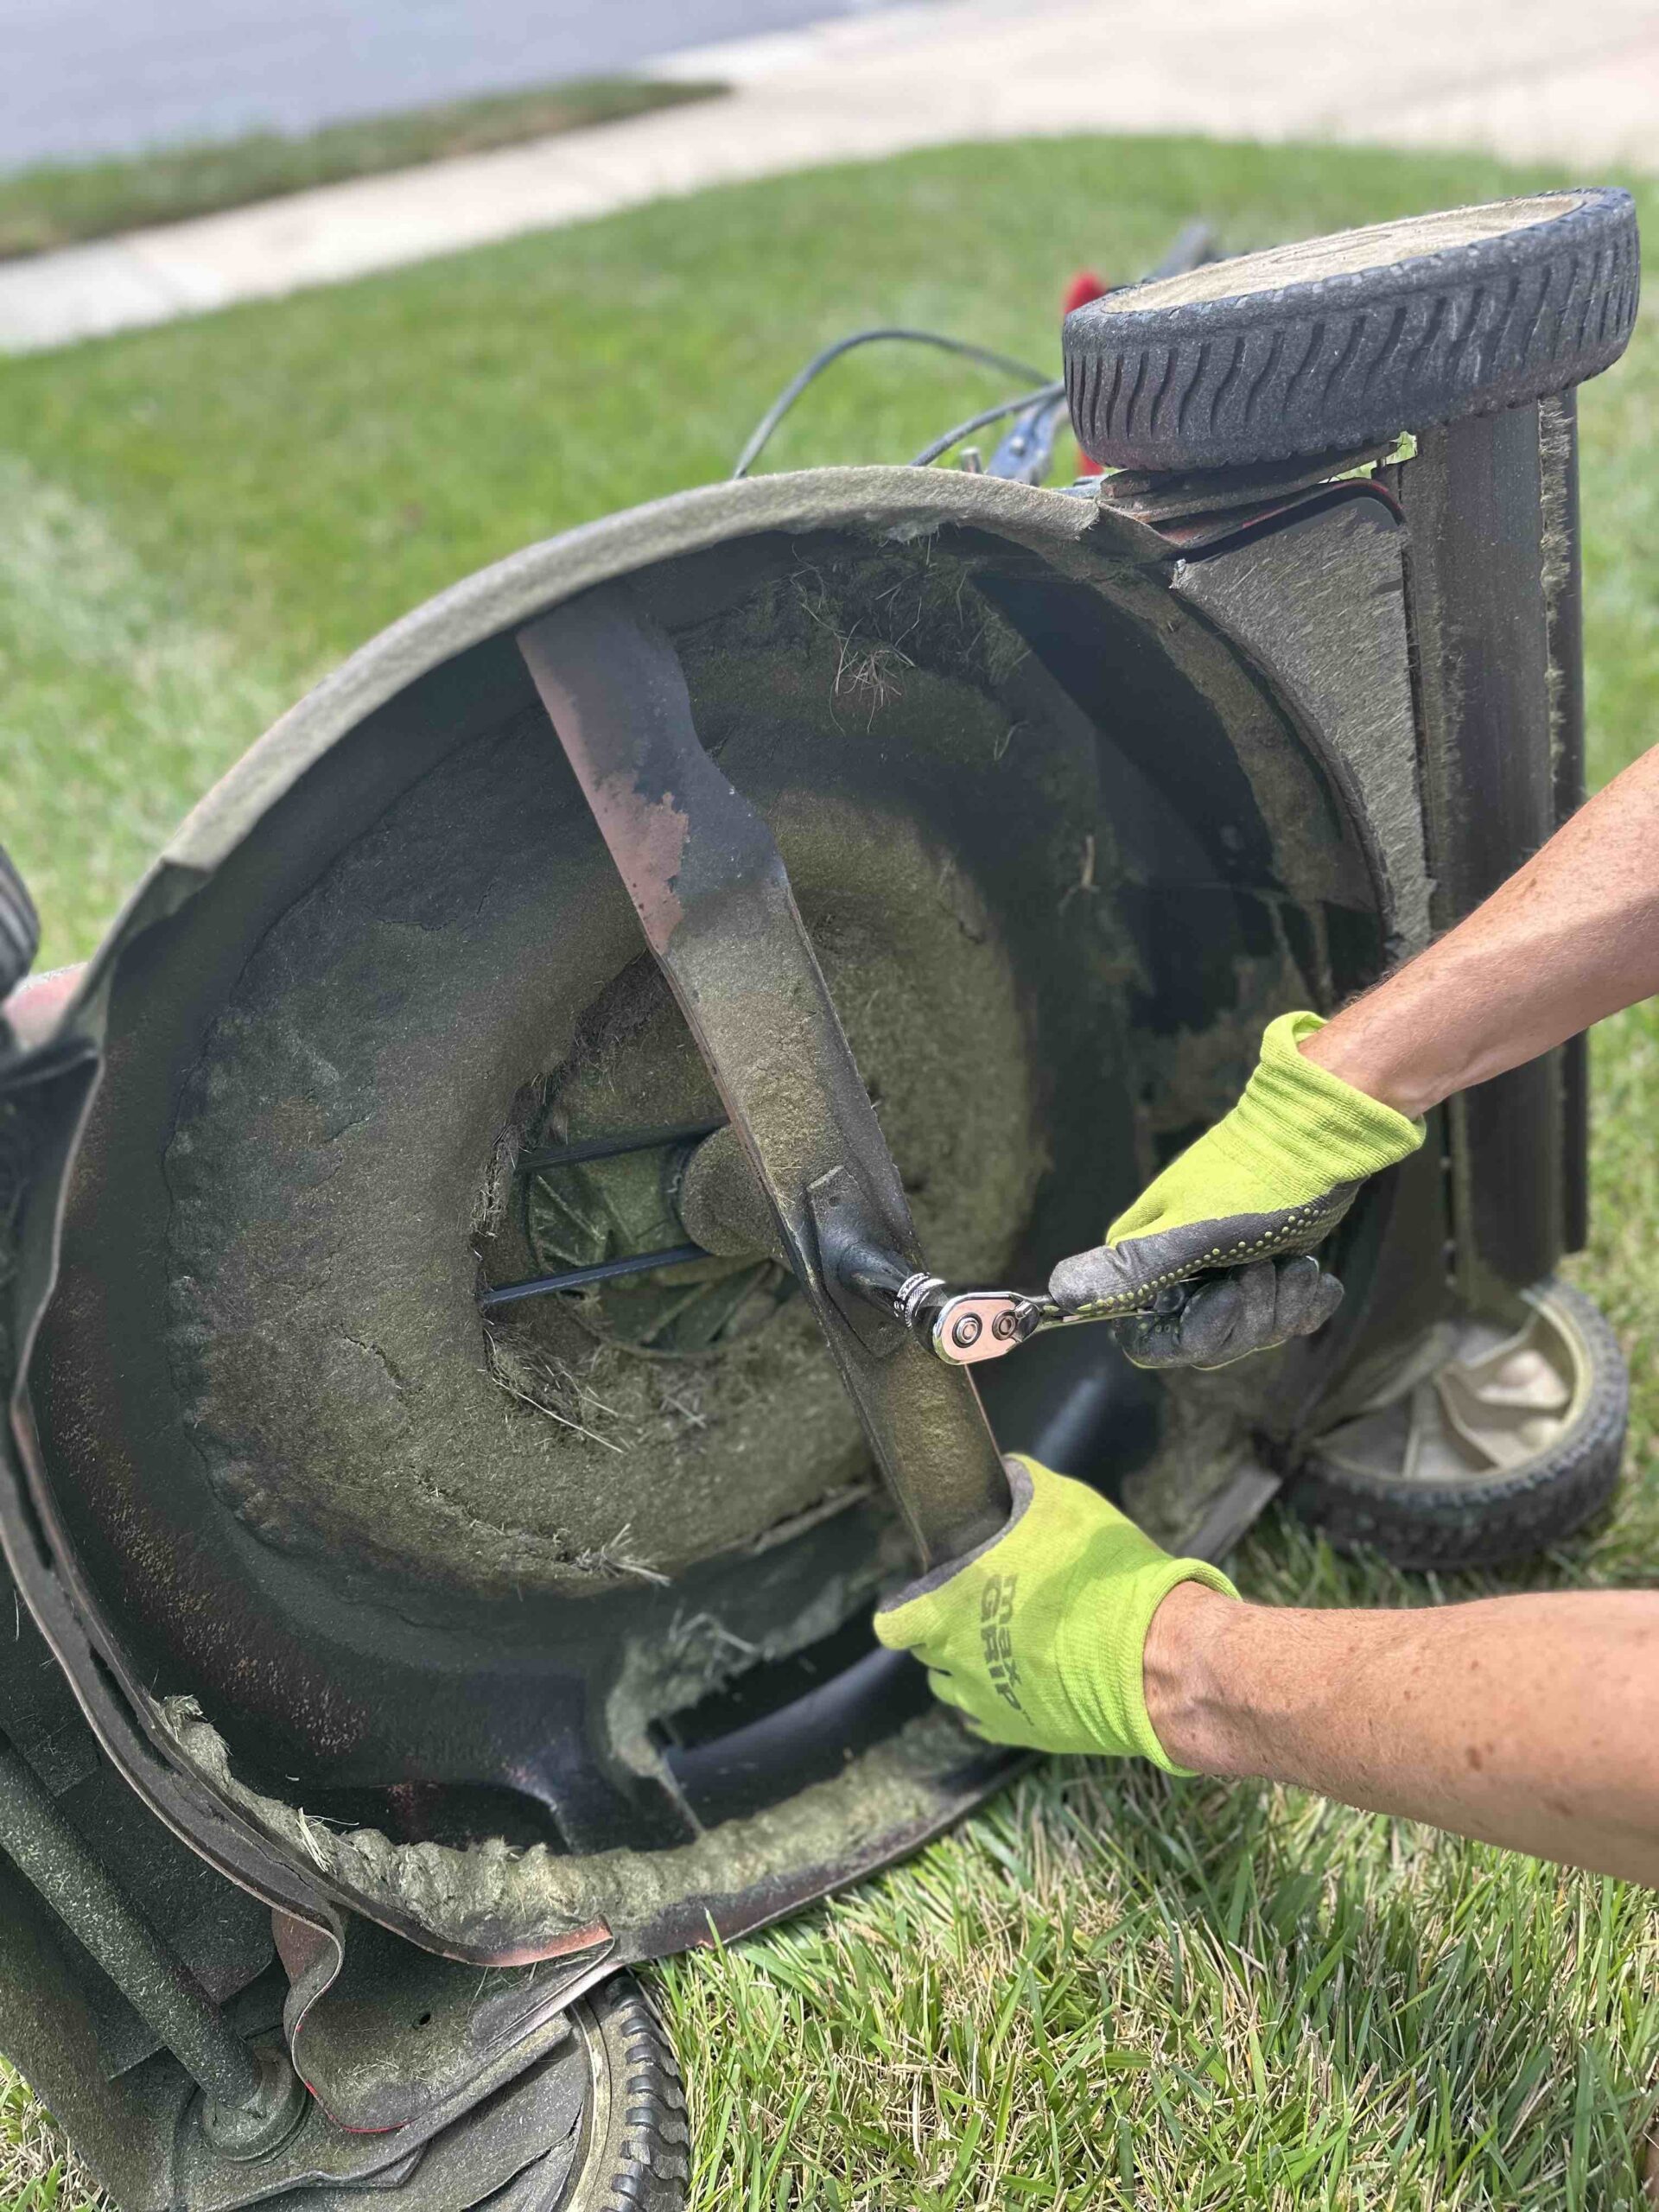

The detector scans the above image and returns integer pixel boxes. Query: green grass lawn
[1,133,1656,2210]
[0,79,721,261]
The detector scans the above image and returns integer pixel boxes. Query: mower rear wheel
[1065,187,1639,470]
[1287,1278,1627,1569]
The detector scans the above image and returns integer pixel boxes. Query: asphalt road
[0,0,899,171]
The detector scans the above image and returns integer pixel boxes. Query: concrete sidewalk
[3,0,1656,354]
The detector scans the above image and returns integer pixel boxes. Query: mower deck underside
[16,474,1408,1962]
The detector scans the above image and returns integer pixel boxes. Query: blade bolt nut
[951,1313,982,1349]
[992,1311,1019,1339]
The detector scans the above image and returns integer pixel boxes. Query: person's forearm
[1145,1582,1659,1884]
[1301,742,1659,1117]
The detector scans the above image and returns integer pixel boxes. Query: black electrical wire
[909,380,1066,469]
[731,327,1053,478]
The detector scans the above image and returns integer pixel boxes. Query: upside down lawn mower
[0,188,1637,2209]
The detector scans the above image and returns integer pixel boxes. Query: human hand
[1112,1254,1343,1370]
[1049,1010,1422,1363]
[874,1455,1236,1766]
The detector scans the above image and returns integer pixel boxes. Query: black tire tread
[1287,1280,1628,1571]
[590,1978,689,2212]
[1066,189,1640,470]
[0,843,39,1004]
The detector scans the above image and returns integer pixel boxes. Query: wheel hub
[1316,1285,1591,1489]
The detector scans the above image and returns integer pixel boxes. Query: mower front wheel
[563,1976,690,2211]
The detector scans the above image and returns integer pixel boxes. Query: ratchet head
[925,1287,1051,1363]
[887,1274,1057,1365]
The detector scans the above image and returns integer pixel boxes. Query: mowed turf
[0,136,1656,2210]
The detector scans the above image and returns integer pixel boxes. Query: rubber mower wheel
[0,840,38,1004]
[1064,187,1639,470]
[1287,1278,1628,1570]
[564,1977,690,2212]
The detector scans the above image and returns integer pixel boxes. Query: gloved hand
[1113,1255,1344,1370]
[1051,1009,1423,1365]
[874,1455,1236,1765]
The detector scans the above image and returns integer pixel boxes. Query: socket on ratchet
[886,1271,1185,1368]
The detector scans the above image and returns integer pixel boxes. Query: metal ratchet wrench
[887,1271,1187,1367]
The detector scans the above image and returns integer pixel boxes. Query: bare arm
[1192,753,1659,1881]
[1135,754,1659,1878]
[1303,742,1659,1115]
[1147,1582,1659,1884]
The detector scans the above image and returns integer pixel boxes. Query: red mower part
[1063,270,1109,473]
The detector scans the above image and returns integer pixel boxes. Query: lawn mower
[0,185,1637,2209]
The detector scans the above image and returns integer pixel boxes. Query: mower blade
[518,583,1011,1567]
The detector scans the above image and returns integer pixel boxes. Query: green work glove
[1051,1009,1423,1366]
[874,1456,1236,1765]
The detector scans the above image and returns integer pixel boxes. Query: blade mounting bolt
[952,1313,983,1349]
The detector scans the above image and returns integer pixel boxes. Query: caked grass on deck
[0,134,1655,2210]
